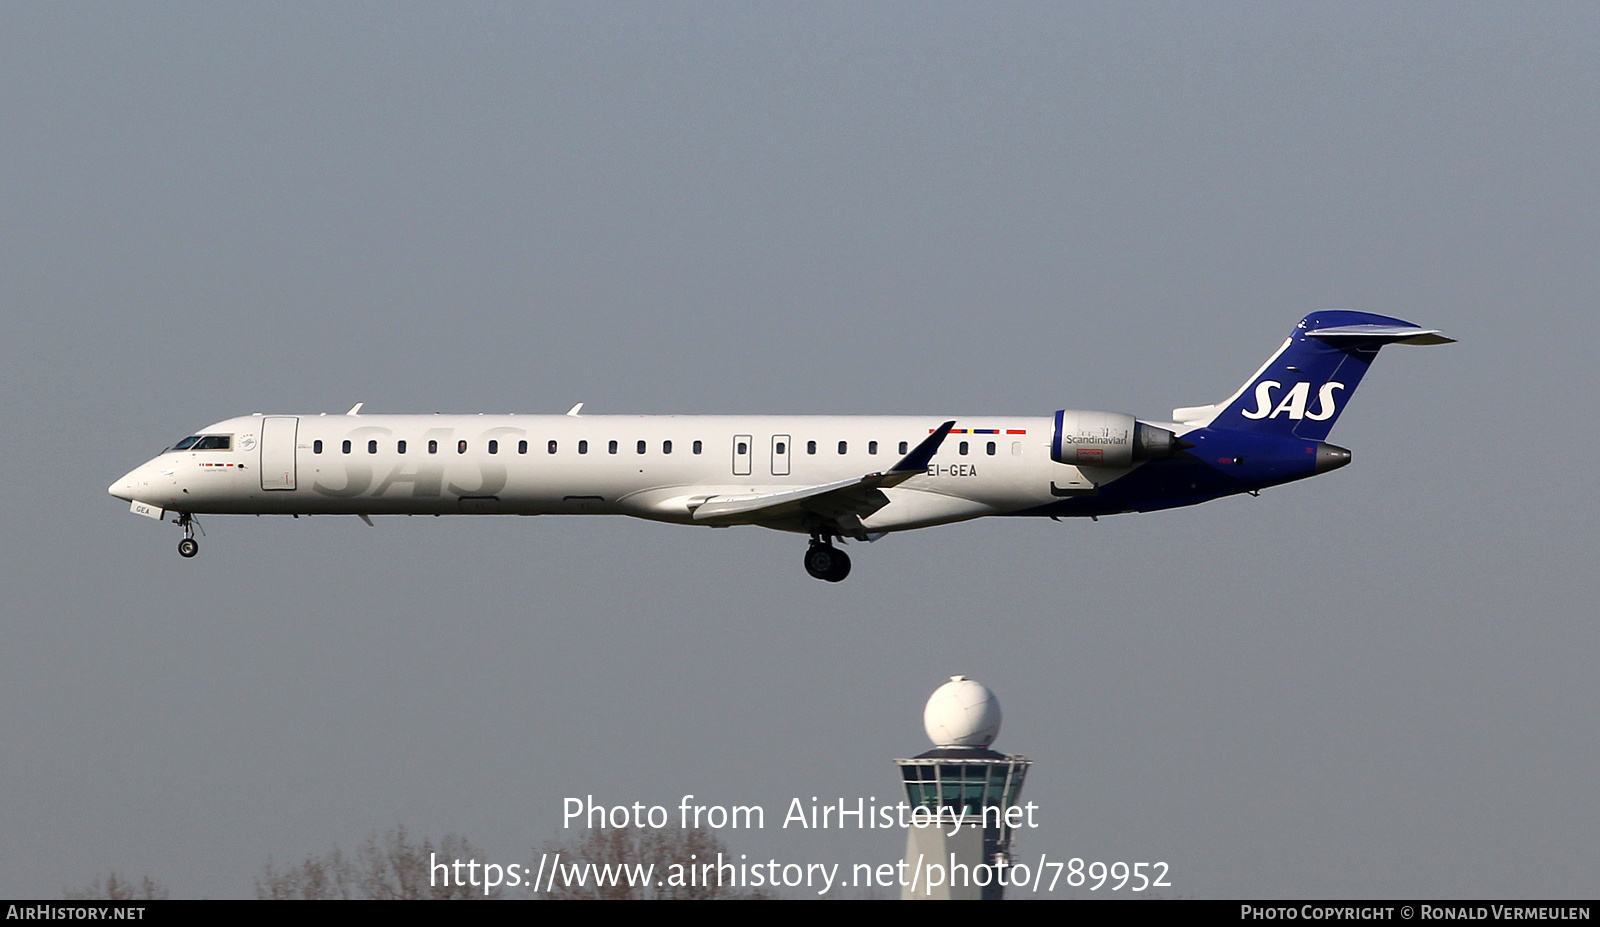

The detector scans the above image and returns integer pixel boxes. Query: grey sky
[1,2,1595,898]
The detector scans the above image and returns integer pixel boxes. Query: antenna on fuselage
[565,403,583,416]
[345,402,364,416]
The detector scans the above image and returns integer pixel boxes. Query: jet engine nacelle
[1051,410,1181,469]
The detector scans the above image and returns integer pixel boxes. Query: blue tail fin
[1182,311,1452,442]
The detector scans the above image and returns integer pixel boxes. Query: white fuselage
[110,412,1114,534]
[106,314,1448,577]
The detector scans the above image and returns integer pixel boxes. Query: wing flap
[691,476,863,521]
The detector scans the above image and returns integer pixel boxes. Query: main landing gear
[175,513,200,559]
[804,534,851,583]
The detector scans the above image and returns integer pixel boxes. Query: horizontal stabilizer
[1306,323,1454,346]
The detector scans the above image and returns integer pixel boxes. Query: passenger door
[260,416,298,490]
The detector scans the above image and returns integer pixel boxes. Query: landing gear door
[260,416,298,490]
[733,435,752,476]
[771,434,791,476]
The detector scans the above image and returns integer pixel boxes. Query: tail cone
[1314,443,1352,473]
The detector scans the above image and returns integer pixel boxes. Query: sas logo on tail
[1241,381,1345,421]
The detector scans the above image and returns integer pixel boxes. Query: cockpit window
[174,435,231,451]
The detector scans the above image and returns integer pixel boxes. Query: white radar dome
[922,675,1002,747]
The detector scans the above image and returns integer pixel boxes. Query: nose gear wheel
[174,513,203,559]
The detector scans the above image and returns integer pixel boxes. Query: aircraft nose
[109,470,138,502]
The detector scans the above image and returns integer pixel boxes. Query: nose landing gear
[175,513,202,559]
[803,534,851,583]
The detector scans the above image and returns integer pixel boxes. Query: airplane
[109,311,1450,581]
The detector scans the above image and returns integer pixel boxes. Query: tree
[63,872,168,900]
[256,847,355,900]
[256,826,490,899]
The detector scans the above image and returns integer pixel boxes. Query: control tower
[894,675,1031,901]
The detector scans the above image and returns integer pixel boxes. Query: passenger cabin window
[837,441,847,455]
[548,440,557,454]
[342,440,352,454]
[899,441,908,455]
[692,440,702,455]
[428,440,438,454]
[398,440,407,454]
[807,441,816,455]
[488,440,499,455]
[457,440,468,454]
[663,440,673,454]
[775,442,785,455]
[368,440,378,454]
[987,441,996,456]
[636,440,646,455]
[609,440,618,455]
[959,441,969,456]
[313,440,323,454]
[868,441,878,455]
[518,440,528,454]
[579,440,588,454]
[737,441,748,455]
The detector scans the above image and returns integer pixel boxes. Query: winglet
[892,421,956,473]
[868,420,957,487]
[346,402,364,416]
